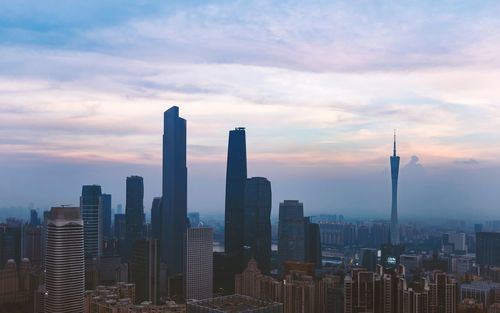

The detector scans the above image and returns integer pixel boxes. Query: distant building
[151,197,162,240]
[184,227,213,300]
[476,232,500,267]
[243,177,272,274]
[81,185,102,259]
[129,239,159,304]
[126,175,145,258]
[186,294,283,313]
[30,209,40,226]
[22,225,42,266]
[45,207,84,313]
[188,212,200,228]
[0,221,22,267]
[304,217,322,270]
[114,213,126,241]
[278,200,305,272]
[224,127,248,275]
[100,193,112,238]
[460,281,500,308]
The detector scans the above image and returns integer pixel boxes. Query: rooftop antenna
[393,129,397,157]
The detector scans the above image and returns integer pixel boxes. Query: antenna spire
[393,129,397,156]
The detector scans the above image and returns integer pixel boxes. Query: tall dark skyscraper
[278,200,305,271]
[129,239,159,304]
[151,197,162,240]
[161,106,187,276]
[243,177,272,274]
[304,217,322,269]
[390,132,400,245]
[100,193,112,238]
[30,209,40,226]
[224,127,247,264]
[81,185,102,259]
[125,175,144,256]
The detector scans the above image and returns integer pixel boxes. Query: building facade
[184,227,213,300]
[45,207,85,313]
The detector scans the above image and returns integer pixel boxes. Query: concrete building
[186,294,282,313]
[184,228,213,300]
[45,206,85,313]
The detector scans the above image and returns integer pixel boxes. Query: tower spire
[393,129,397,157]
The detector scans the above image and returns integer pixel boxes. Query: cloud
[454,158,480,165]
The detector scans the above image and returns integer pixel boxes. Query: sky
[1,0,500,220]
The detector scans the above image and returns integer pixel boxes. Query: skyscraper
[129,239,159,304]
[45,207,84,313]
[30,209,40,226]
[278,200,305,271]
[184,227,213,300]
[81,185,102,259]
[304,217,322,270]
[161,106,187,276]
[243,177,272,274]
[476,232,500,267]
[125,176,144,257]
[151,197,162,240]
[224,127,247,268]
[390,131,400,245]
[100,194,112,238]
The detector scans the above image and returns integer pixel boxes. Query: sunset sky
[1,1,500,219]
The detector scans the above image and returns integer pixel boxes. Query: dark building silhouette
[161,106,187,277]
[278,200,305,272]
[100,194,112,238]
[81,185,102,259]
[476,232,500,267]
[390,131,400,245]
[114,214,126,240]
[151,197,162,240]
[125,175,144,257]
[243,177,272,274]
[22,224,42,266]
[29,209,40,226]
[129,239,159,304]
[0,220,22,267]
[188,212,200,228]
[361,248,378,272]
[304,217,322,270]
[224,127,247,273]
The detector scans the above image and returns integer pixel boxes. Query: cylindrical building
[45,207,84,313]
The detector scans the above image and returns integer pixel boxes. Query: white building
[184,227,213,300]
[45,207,85,313]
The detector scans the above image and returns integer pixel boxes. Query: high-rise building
[476,232,500,267]
[243,177,272,274]
[390,132,400,245]
[184,227,213,300]
[81,185,102,259]
[0,221,22,267]
[188,212,200,228]
[125,176,144,257]
[129,239,159,304]
[278,200,305,272]
[114,214,126,241]
[100,194,112,238]
[224,128,248,266]
[45,207,84,313]
[304,217,322,270]
[161,106,187,277]
[151,197,162,240]
[22,224,42,266]
[30,209,40,226]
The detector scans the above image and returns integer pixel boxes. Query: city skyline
[2,1,500,219]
